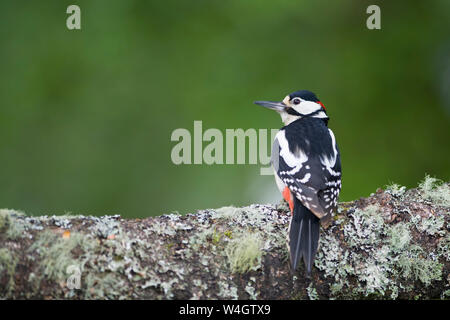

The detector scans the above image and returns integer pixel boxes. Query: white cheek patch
[280,111,301,126]
[292,101,322,115]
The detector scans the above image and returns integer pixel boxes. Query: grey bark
[0,183,449,299]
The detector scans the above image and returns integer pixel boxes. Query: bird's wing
[272,128,341,220]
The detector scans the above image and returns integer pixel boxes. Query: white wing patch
[319,129,338,169]
[297,173,311,184]
[276,130,308,176]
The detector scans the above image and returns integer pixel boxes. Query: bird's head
[254,90,328,126]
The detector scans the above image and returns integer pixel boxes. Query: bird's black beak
[254,100,286,112]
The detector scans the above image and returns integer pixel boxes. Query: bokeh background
[0,1,449,218]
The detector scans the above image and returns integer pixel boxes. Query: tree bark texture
[0,182,449,299]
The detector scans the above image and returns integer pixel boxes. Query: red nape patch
[318,101,326,110]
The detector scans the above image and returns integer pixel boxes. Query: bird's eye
[292,98,301,105]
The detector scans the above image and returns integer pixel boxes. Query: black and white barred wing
[271,128,341,220]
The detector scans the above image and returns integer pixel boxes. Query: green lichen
[0,248,17,294]
[441,289,450,299]
[45,215,74,229]
[224,229,233,239]
[315,229,353,287]
[396,245,443,286]
[418,174,450,206]
[225,232,263,273]
[89,215,121,239]
[316,192,446,298]
[1,175,447,300]
[386,222,411,252]
[2,206,270,299]
[306,283,319,300]
[410,214,445,236]
[361,246,391,296]
[189,204,288,278]
[245,282,258,299]
[385,182,406,198]
[0,209,28,240]
[84,271,127,299]
[211,227,222,244]
[189,225,216,249]
[213,206,280,240]
[146,219,177,237]
[343,205,385,248]
[0,210,9,230]
[6,219,26,239]
[218,280,239,299]
[28,230,98,284]
[437,236,450,261]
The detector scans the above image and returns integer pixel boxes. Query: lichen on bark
[0,176,448,299]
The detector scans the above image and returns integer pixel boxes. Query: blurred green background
[0,1,449,218]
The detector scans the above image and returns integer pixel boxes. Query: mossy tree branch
[0,177,449,299]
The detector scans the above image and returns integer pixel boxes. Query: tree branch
[0,180,449,299]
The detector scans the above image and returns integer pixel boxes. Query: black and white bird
[255,90,342,274]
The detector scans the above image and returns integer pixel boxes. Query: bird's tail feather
[289,197,320,274]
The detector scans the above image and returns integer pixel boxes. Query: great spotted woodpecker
[255,90,342,274]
